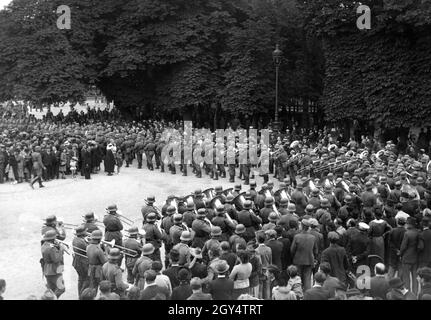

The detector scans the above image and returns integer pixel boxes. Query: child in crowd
[70,156,78,178]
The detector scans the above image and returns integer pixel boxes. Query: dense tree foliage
[300,0,431,128]
[0,0,323,125]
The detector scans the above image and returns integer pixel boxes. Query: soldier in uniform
[169,213,188,246]
[191,208,212,248]
[40,230,66,298]
[231,184,242,198]
[123,227,143,284]
[103,204,124,251]
[86,230,107,292]
[260,197,275,225]
[156,139,166,172]
[30,145,46,189]
[237,200,262,242]
[144,138,156,170]
[183,201,196,228]
[41,215,66,241]
[227,143,236,182]
[161,206,176,266]
[141,196,160,221]
[143,212,164,262]
[249,180,258,202]
[211,206,237,241]
[72,226,90,297]
[82,212,100,233]
[101,248,129,298]
[133,243,155,290]
[134,138,145,169]
[214,186,226,204]
[224,195,238,221]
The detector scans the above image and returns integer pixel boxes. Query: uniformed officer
[72,226,90,297]
[144,139,156,170]
[103,204,124,249]
[260,197,275,225]
[237,200,262,242]
[86,230,107,292]
[82,212,100,234]
[211,205,237,241]
[143,212,165,261]
[101,248,129,298]
[41,215,66,241]
[169,213,187,246]
[123,227,143,284]
[191,208,211,248]
[132,243,155,290]
[41,230,66,298]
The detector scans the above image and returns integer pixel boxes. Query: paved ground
[0,162,279,300]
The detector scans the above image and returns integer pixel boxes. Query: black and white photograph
[0,0,431,305]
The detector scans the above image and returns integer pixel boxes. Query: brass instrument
[265,190,281,218]
[101,239,139,258]
[211,197,237,227]
[144,199,162,218]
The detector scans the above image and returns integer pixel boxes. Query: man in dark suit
[265,229,283,270]
[388,216,407,278]
[139,270,170,300]
[369,263,390,300]
[319,262,340,298]
[419,217,431,268]
[187,277,212,300]
[400,217,420,295]
[208,261,234,300]
[291,218,318,291]
[81,144,92,180]
[304,272,331,300]
[321,232,349,284]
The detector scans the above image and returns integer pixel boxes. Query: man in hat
[124,227,143,284]
[417,267,431,299]
[72,226,90,297]
[361,181,377,210]
[308,189,321,211]
[86,230,107,292]
[211,205,236,241]
[41,230,66,298]
[143,212,165,261]
[208,260,234,300]
[232,184,242,198]
[101,248,129,298]
[400,217,420,295]
[133,243,155,290]
[81,144,92,180]
[173,231,193,266]
[229,224,247,252]
[169,213,187,246]
[388,215,407,278]
[316,199,332,247]
[103,204,124,252]
[346,222,370,273]
[82,212,100,233]
[182,201,197,228]
[30,145,46,189]
[237,200,262,242]
[386,277,416,300]
[224,194,238,221]
[260,197,276,225]
[41,215,66,241]
[191,208,211,248]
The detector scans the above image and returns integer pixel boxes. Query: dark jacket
[369,275,390,300]
[208,276,234,300]
[304,285,331,300]
[291,231,318,266]
[266,239,284,270]
[400,228,419,264]
[171,283,193,300]
[419,228,431,265]
[321,244,349,283]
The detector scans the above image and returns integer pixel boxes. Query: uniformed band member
[103,204,124,249]
[82,212,100,234]
[40,230,66,298]
[72,226,90,297]
[192,208,212,248]
[143,212,165,261]
[123,227,143,284]
[101,248,130,298]
[86,230,107,292]
[41,215,66,241]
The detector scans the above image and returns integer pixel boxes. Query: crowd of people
[2,102,431,300]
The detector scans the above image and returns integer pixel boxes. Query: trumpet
[101,239,139,258]
[57,240,88,259]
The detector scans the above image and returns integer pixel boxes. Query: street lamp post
[272,44,283,132]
